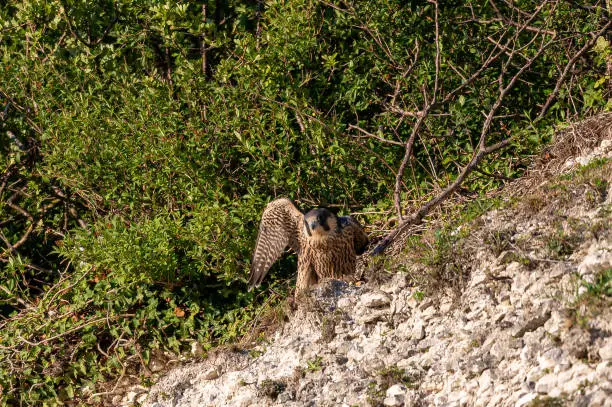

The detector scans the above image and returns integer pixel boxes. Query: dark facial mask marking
[321,221,330,231]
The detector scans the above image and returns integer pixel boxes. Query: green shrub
[1,0,609,403]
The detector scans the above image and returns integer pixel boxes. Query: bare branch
[348,124,404,146]
[372,137,512,255]
[0,88,42,135]
[0,165,16,197]
[390,41,420,107]
[0,284,31,309]
[201,4,208,75]
[18,314,134,347]
[537,20,612,120]
[6,200,34,221]
[0,222,34,258]
[465,13,557,36]
[0,229,17,255]
[392,113,429,221]
[431,0,441,102]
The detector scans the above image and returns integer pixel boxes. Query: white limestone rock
[598,337,612,361]
[359,291,392,308]
[411,319,426,341]
[383,384,407,406]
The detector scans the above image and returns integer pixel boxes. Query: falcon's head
[303,208,338,239]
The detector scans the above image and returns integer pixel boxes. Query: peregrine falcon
[248,198,369,294]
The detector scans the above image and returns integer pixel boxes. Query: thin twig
[18,313,135,347]
[0,284,30,308]
[0,222,34,258]
[348,124,403,146]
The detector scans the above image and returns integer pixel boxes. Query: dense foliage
[0,0,609,404]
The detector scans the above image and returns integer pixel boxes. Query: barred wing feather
[248,198,303,289]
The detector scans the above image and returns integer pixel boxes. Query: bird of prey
[249,198,369,294]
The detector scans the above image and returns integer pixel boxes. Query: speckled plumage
[249,198,368,294]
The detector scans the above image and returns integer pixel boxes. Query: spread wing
[249,198,303,289]
[340,216,369,255]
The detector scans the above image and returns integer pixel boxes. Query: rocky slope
[137,117,611,407]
